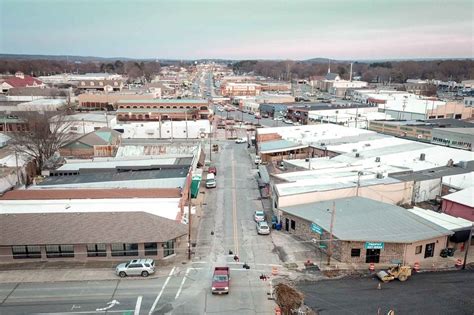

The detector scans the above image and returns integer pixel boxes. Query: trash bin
[447,248,455,256]
[440,248,448,258]
[275,223,282,231]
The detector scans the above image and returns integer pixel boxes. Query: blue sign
[311,223,323,235]
[365,242,384,249]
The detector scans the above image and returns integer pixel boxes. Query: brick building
[116,99,210,122]
[59,128,121,158]
[278,197,451,265]
[77,79,124,92]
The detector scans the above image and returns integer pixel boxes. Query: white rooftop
[408,207,472,231]
[57,157,184,171]
[442,187,474,207]
[0,198,181,221]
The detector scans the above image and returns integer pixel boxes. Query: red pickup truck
[212,267,230,294]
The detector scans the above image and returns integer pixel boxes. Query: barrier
[455,258,463,268]
[369,263,375,271]
[272,266,278,276]
[414,262,420,272]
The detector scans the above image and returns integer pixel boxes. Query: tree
[9,111,74,173]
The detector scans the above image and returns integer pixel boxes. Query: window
[144,242,158,256]
[290,220,296,230]
[415,245,422,255]
[46,245,74,258]
[87,244,107,257]
[11,245,41,259]
[351,248,361,257]
[163,240,175,257]
[111,243,138,256]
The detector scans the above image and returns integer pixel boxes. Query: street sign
[365,242,384,249]
[311,223,323,235]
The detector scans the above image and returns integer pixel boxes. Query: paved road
[213,107,282,128]
[298,270,474,315]
[0,142,279,314]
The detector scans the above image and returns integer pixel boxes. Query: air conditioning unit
[420,153,426,161]
[375,157,381,163]
[376,173,383,179]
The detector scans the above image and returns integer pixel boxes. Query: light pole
[326,201,336,266]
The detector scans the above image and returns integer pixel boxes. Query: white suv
[115,259,155,278]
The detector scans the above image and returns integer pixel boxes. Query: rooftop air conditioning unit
[355,153,360,158]
[376,173,383,179]
[352,148,358,152]
[420,153,426,161]
[375,157,381,163]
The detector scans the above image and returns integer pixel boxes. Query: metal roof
[442,187,474,207]
[390,164,474,182]
[259,139,307,154]
[408,207,472,232]
[279,197,452,243]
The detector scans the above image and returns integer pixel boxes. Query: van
[206,173,216,188]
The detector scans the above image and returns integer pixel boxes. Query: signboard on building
[365,242,384,249]
[311,223,323,235]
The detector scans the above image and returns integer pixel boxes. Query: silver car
[257,221,270,235]
[115,258,155,278]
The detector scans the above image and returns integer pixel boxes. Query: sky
[0,0,473,60]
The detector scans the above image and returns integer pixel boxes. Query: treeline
[0,59,162,80]
[232,59,474,83]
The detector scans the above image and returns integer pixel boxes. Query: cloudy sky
[1,0,472,60]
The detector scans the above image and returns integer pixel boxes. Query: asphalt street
[0,141,280,315]
[298,270,474,315]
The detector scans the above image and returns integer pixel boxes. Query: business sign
[311,223,323,235]
[365,242,384,249]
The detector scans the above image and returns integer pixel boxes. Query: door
[424,243,435,258]
[128,263,141,275]
[365,249,380,263]
[285,218,289,232]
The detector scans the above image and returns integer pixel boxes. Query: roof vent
[420,153,426,161]
[352,148,358,152]
[355,153,360,158]
[376,173,383,179]
[375,157,381,163]
[447,159,454,167]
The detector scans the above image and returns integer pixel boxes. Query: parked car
[235,137,246,144]
[208,166,217,175]
[206,173,217,188]
[254,210,265,222]
[257,221,270,235]
[115,259,155,278]
[274,116,283,121]
[254,156,262,165]
[262,113,269,118]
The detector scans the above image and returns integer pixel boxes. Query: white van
[206,173,216,188]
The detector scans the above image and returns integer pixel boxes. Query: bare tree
[8,111,74,173]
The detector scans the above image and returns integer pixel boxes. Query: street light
[326,201,336,266]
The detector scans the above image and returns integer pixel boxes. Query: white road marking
[174,268,191,300]
[148,266,176,315]
[134,295,142,315]
[36,311,135,314]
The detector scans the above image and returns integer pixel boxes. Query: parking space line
[134,295,142,315]
[148,266,176,315]
[174,268,190,300]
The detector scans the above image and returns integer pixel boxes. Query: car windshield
[125,262,130,267]
[259,225,269,229]
[213,275,228,282]
[256,211,264,216]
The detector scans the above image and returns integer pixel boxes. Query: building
[116,99,210,122]
[221,82,262,97]
[0,211,187,263]
[431,128,474,151]
[426,101,473,120]
[77,79,124,92]
[278,197,452,265]
[368,119,474,142]
[38,73,123,85]
[260,82,291,92]
[54,113,117,134]
[0,72,44,93]
[16,99,67,111]
[0,114,28,132]
[78,92,157,110]
[441,187,474,221]
[258,139,309,163]
[408,207,472,252]
[59,128,121,158]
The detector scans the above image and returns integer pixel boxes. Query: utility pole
[462,229,472,270]
[356,171,362,196]
[188,171,192,260]
[327,201,336,266]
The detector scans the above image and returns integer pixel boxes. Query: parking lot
[297,270,474,315]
